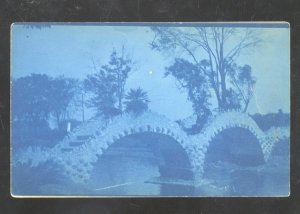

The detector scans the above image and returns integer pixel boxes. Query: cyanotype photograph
[11,23,290,197]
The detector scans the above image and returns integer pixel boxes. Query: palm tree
[124,88,150,115]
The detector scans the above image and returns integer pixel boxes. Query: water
[12,155,289,196]
[12,136,289,196]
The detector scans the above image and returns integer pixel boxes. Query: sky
[11,23,290,121]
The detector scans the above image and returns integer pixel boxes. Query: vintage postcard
[11,23,290,197]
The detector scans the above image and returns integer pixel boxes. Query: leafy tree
[228,64,256,112]
[12,74,78,127]
[12,74,52,126]
[109,47,133,111]
[48,76,78,126]
[85,69,118,118]
[12,74,79,147]
[151,27,260,113]
[85,47,134,118]
[12,74,52,147]
[165,58,211,120]
[124,87,149,115]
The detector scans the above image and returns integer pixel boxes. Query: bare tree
[151,26,261,112]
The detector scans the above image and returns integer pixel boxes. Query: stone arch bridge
[16,111,289,184]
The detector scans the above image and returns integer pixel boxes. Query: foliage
[12,74,78,126]
[85,47,133,118]
[12,74,52,125]
[227,64,256,112]
[251,110,290,131]
[12,160,68,195]
[48,76,78,126]
[151,27,260,113]
[12,74,78,148]
[124,87,149,115]
[165,58,210,117]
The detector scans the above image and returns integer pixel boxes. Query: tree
[228,64,256,112]
[48,76,78,127]
[85,47,134,118]
[72,82,87,123]
[151,26,260,112]
[12,74,52,126]
[124,87,150,115]
[12,74,78,128]
[84,68,119,118]
[165,58,211,119]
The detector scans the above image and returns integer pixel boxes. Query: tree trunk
[243,99,250,113]
[118,96,122,112]
[213,87,223,111]
[220,71,227,111]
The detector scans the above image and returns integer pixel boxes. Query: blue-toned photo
[11,23,290,196]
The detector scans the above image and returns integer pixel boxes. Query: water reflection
[12,133,289,196]
[86,130,289,196]
[88,132,193,195]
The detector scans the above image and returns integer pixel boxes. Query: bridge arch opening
[88,132,194,195]
[202,127,265,195]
